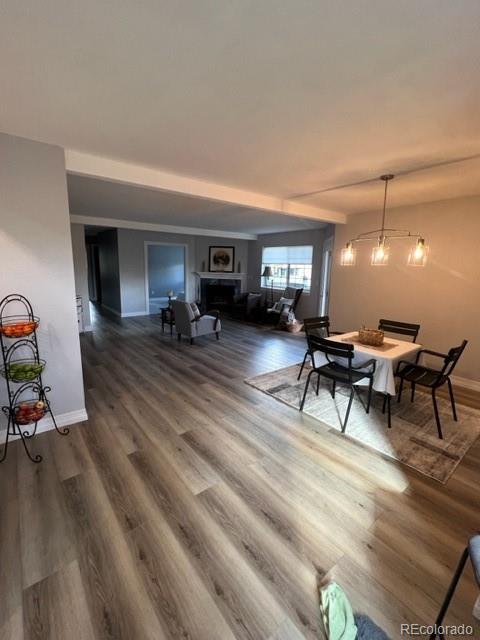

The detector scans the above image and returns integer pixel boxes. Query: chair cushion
[195,315,221,337]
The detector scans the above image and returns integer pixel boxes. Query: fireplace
[201,279,241,311]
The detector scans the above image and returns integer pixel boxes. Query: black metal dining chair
[297,316,342,380]
[395,340,468,439]
[429,533,480,639]
[299,335,376,433]
[378,318,420,342]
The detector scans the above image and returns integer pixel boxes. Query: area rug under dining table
[245,363,480,484]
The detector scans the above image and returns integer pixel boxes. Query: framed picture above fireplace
[208,246,235,273]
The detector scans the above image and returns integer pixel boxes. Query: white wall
[329,196,480,383]
[0,133,86,434]
[71,223,91,330]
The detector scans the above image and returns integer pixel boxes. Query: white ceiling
[67,174,325,235]
[1,1,480,215]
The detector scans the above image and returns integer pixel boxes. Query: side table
[161,307,175,335]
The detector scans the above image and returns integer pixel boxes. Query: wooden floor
[1,310,479,639]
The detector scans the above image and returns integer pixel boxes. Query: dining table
[313,331,423,427]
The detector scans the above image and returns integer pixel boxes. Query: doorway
[145,242,187,314]
[86,239,102,304]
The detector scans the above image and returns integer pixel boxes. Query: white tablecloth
[312,331,422,396]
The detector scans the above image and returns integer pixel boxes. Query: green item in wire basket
[5,362,44,381]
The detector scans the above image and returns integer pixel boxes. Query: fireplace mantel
[194,272,247,281]
[193,271,248,301]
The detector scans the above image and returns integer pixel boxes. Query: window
[261,245,313,292]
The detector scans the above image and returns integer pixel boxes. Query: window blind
[262,245,313,265]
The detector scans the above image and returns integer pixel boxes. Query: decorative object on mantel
[0,294,69,464]
[201,260,206,271]
[209,246,235,273]
[340,175,429,267]
[237,261,241,273]
[358,327,384,347]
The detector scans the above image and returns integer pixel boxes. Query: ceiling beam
[70,214,258,240]
[65,150,346,225]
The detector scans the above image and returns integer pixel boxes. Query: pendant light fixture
[340,174,428,267]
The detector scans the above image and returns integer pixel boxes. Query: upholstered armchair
[172,300,221,344]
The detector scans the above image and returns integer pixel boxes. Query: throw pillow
[190,303,201,318]
[273,297,293,312]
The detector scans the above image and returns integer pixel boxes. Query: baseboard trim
[451,375,480,392]
[121,311,147,318]
[10,408,88,441]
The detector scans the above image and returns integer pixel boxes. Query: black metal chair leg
[366,379,373,414]
[331,380,336,399]
[216,332,220,341]
[447,378,457,421]
[190,337,194,345]
[429,546,469,640]
[397,377,404,403]
[297,351,309,380]
[316,372,321,395]
[411,382,416,402]
[342,388,355,433]
[300,370,315,411]
[432,390,444,439]
[382,394,391,427]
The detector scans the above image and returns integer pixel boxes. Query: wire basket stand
[0,294,69,463]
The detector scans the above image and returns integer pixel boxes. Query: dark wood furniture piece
[299,335,376,433]
[297,316,342,380]
[395,340,468,439]
[265,287,303,325]
[429,533,480,639]
[161,307,175,335]
[231,292,263,321]
[378,318,420,342]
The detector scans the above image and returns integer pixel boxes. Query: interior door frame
[144,241,188,314]
[319,236,334,316]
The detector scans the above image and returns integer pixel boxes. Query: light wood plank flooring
[1,310,479,639]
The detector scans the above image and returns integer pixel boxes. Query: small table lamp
[167,289,174,309]
[261,266,274,307]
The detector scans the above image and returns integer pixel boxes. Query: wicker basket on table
[358,327,384,346]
